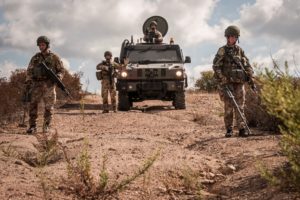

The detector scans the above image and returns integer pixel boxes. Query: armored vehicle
[115,16,191,111]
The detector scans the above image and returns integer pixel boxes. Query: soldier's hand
[251,84,257,94]
[220,76,227,86]
[57,74,63,80]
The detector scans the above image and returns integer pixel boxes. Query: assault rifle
[40,62,71,97]
[223,85,252,135]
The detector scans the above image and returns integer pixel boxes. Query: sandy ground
[0,92,298,200]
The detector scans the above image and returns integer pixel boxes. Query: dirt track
[0,92,296,199]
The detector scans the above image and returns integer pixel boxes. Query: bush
[0,69,83,124]
[194,71,218,92]
[260,61,300,191]
[57,70,83,100]
[0,69,27,123]
[244,79,281,131]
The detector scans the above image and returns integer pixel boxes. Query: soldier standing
[143,21,163,43]
[26,36,65,134]
[212,26,255,137]
[96,51,121,113]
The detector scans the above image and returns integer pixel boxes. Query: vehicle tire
[118,92,130,111]
[173,91,186,109]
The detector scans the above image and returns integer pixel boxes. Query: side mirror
[114,57,120,63]
[184,56,191,64]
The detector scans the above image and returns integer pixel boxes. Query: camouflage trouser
[101,79,116,111]
[219,83,246,130]
[29,81,56,127]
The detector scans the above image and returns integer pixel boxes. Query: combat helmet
[150,21,158,27]
[104,51,112,57]
[224,25,240,37]
[36,36,50,46]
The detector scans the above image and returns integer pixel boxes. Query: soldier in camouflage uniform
[143,21,163,43]
[96,51,122,113]
[26,36,65,134]
[212,25,254,137]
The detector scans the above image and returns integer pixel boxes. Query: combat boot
[26,126,37,134]
[238,128,249,137]
[225,128,233,138]
[112,105,117,113]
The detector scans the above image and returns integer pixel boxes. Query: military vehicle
[115,16,191,111]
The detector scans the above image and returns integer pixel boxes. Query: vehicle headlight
[121,71,128,78]
[176,70,183,77]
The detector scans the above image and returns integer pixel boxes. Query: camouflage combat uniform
[96,61,121,112]
[143,20,163,43]
[143,30,163,43]
[26,51,64,130]
[213,44,254,132]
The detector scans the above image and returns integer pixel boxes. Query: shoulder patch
[217,47,225,56]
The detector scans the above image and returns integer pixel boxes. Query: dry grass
[59,141,159,199]
[161,166,202,200]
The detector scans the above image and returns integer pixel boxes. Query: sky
[0,0,300,92]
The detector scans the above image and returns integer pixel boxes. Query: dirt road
[0,93,295,199]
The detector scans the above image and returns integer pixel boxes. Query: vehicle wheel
[118,92,130,111]
[173,91,186,109]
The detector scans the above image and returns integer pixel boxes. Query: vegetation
[60,141,159,199]
[259,61,300,191]
[0,69,83,124]
[194,70,218,92]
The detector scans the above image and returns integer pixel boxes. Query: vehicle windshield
[127,49,182,64]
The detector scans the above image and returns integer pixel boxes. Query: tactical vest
[222,46,247,83]
[100,61,117,80]
[32,53,56,81]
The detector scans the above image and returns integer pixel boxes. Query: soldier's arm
[26,57,35,82]
[97,62,109,71]
[212,47,225,82]
[156,32,163,43]
[113,58,129,70]
[240,49,254,78]
[53,54,65,80]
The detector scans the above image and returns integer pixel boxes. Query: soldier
[143,21,163,43]
[25,36,65,134]
[96,51,126,113]
[212,25,254,137]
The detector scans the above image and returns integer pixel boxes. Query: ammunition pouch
[32,64,48,80]
[228,69,247,83]
[96,71,103,80]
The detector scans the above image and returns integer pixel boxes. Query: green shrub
[194,71,218,92]
[260,61,300,191]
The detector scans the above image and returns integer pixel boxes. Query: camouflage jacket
[96,61,122,80]
[26,51,65,82]
[143,30,163,43]
[212,44,254,84]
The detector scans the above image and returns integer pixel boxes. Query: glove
[250,83,257,93]
[219,76,227,86]
[57,74,63,80]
